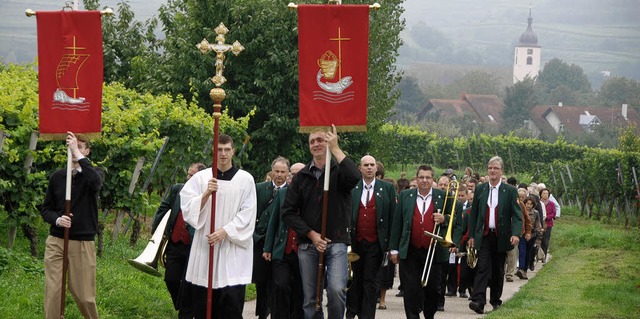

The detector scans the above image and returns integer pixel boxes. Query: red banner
[36,11,103,140]
[298,5,369,132]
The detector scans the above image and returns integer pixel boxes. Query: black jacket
[40,158,103,241]
[281,157,361,245]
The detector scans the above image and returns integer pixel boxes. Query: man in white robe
[180,134,257,319]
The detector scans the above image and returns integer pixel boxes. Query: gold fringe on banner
[39,132,101,141]
[298,125,367,133]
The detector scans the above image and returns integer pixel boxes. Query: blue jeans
[297,242,348,319]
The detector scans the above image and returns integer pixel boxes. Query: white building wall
[513,46,541,84]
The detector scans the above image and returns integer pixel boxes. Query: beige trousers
[44,235,98,319]
[505,246,518,278]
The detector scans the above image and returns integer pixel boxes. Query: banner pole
[60,147,72,319]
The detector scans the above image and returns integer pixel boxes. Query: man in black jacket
[281,125,361,319]
[40,132,103,319]
[151,162,206,318]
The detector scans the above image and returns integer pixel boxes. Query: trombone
[421,180,459,286]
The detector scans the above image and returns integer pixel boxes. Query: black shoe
[459,292,468,298]
[516,269,526,279]
[492,303,502,311]
[529,264,535,271]
[395,290,404,297]
[469,301,484,314]
[445,291,456,297]
[437,306,445,311]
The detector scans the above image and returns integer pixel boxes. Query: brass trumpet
[421,180,459,286]
[346,247,360,291]
[128,212,170,276]
[466,240,478,269]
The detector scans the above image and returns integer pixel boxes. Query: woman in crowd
[517,196,542,279]
[539,188,556,262]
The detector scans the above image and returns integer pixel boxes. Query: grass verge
[488,211,640,319]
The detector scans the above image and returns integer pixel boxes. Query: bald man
[346,155,397,319]
[262,163,305,319]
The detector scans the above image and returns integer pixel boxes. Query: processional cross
[195,22,244,319]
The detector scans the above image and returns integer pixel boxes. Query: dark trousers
[471,231,506,307]
[438,262,447,307]
[399,246,443,319]
[541,226,553,256]
[271,252,303,319]
[458,255,475,295]
[253,239,271,318]
[346,239,382,319]
[447,257,458,294]
[164,241,193,318]
[190,283,246,319]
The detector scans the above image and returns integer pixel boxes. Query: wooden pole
[196,22,244,319]
[60,147,72,319]
[315,144,331,311]
[206,88,224,319]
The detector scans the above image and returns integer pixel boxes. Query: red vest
[356,196,378,242]
[284,227,298,254]
[171,211,191,245]
[483,205,499,236]
[411,200,435,249]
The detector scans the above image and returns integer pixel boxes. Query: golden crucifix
[195,22,244,319]
[197,22,245,88]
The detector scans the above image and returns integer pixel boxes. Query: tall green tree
[503,76,538,132]
[537,58,592,103]
[84,0,159,89]
[394,75,427,115]
[126,0,404,175]
[598,76,640,110]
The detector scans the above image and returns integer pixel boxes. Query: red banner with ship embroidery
[298,5,369,132]
[36,11,103,140]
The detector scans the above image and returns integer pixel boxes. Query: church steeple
[519,7,538,46]
[513,4,542,84]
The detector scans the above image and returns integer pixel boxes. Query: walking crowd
[41,130,558,319]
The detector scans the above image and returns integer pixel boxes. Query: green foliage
[598,76,640,110]
[618,124,640,153]
[503,76,539,132]
[537,58,592,104]
[98,0,404,176]
[493,215,640,319]
[394,75,429,116]
[1,64,251,236]
[0,64,49,228]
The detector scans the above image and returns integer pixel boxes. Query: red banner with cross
[297,5,369,132]
[36,11,103,140]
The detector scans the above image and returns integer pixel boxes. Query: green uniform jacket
[389,187,450,263]
[151,183,195,239]
[350,178,397,251]
[468,182,523,252]
[263,188,291,261]
[253,181,278,242]
[452,204,472,252]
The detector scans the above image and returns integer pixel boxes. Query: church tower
[513,7,541,83]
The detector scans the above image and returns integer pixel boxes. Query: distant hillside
[399,0,640,87]
[0,0,162,64]
[2,0,638,89]
[402,62,513,90]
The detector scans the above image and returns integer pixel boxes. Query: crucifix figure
[197,23,245,87]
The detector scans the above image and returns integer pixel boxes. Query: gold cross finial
[197,23,245,87]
